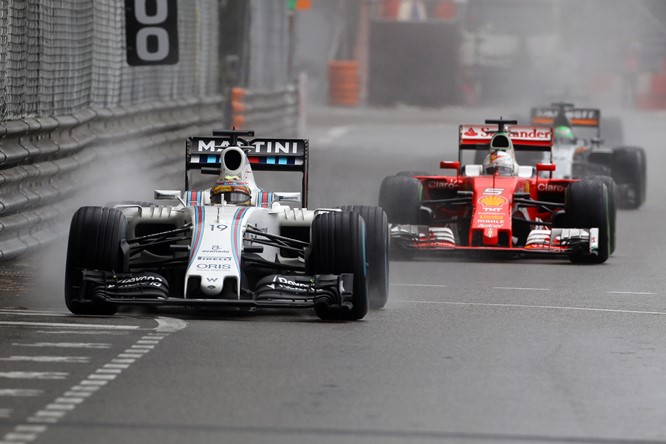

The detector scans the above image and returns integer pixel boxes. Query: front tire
[564,179,612,264]
[307,212,368,321]
[65,207,127,315]
[339,206,389,309]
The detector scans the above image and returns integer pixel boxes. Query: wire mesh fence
[0,0,303,260]
[0,0,225,259]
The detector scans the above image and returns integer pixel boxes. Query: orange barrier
[637,74,666,109]
[328,60,360,107]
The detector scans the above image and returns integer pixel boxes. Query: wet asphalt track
[1,105,666,443]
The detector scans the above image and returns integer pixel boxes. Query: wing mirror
[535,163,556,173]
[440,161,460,173]
[155,190,182,200]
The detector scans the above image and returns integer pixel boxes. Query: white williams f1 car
[65,130,389,321]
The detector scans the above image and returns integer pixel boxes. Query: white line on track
[53,397,84,404]
[2,432,39,442]
[15,426,46,433]
[0,321,139,330]
[607,291,657,295]
[391,283,447,288]
[492,286,550,291]
[96,368,123,374]
[400,300,666,316]
[62,392,92,399]
[123,348,150,354]
[88,374,117,380]
[13,343,111,349]
[36,330,130,335]
[0,356,90,363]
[70,385,99,392]
[0,389,43,397]
[0,372,68,380]
[130,345,155,350]
[0,310,71,317]
[44,403,76,411]
[155,316,188,333]
[1,316,187,444]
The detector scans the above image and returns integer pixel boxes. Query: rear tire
[378,175,421,225]
[564,180,611,264]
[307,212,368,321]
[611,146,646,209]
[339,206,389,309]
[65,207,127,315]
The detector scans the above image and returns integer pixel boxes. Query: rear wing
[458,125,553,151]
[530,105,601,136]
[185,130,310,206]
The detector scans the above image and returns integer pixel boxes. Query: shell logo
[478,195,507,207]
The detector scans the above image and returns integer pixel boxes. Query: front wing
[79,270,355,312]
[390,225,600,257]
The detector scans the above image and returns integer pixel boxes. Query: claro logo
[537,183,567,192]
[428,180,456,189]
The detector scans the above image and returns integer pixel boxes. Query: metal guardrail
[0,98,225,260]
[0,85,303,260]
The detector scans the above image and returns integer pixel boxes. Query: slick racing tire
[65,207,128,315]
[564,179,612,264]
[339,206,389,309]
[611,146,646,209]
[587,176,617,255]
[307,212,368,321]
[378,175,421,225]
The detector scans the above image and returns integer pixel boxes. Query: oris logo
[537,183,567,193]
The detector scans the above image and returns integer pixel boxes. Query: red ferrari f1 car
[378,119,616,263]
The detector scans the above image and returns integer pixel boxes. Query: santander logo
[462,125,552,141]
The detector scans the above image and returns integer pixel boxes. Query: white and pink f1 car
[379,119,617,263]
[65,130,389,320]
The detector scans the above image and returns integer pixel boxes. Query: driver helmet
[483,150,515,176]
[210,176,252,205]
[554,125,576,143]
